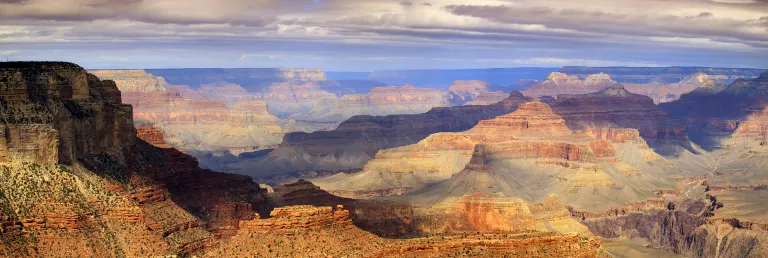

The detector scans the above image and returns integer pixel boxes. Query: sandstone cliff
[229,92,530,181]
[0,62,274,257]
[521,72,615,98]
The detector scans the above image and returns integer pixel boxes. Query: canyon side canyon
[1,62,767,257]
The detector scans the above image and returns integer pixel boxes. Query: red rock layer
[237,205,352,234]
[249,92,530,179]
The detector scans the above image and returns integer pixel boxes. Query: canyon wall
[0,62,274,257]
[233,92,530,180]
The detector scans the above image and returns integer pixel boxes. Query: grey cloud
[444,4,768,46]
[399,1,412,7]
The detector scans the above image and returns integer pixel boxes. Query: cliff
[229,92,531,180]
[521,72,615,98]
[0,62,274,257]
[522,71,714,103]
[91,70,298,157]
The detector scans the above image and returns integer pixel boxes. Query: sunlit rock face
[521,72,615,99]
[0,62,273,257]
[90,70,291,156]
[230,92,531,180]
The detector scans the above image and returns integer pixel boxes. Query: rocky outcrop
[89,70,167,92]
[311,101,662,202]
[582,210,768,257]
[237,205,352,234]
[93,70,294,157]
[136,125,168,147]
[447,80,489,104]
[661,72,768,150]
[234,92,530,180]
[521,72,615,98]
[466,91,508,105]
[0,62,275,257]
[552,84,689,144]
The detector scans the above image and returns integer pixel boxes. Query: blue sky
[1,0,767,71]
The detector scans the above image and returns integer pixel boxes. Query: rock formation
[0,61,615,258]
[288,84,450,123]
[551,83,690,146]
[447,80,490,104]
[89,69,167,92]
[466,91,508,105]
[230,92,530,181]
[522,72,713,103]
[90,70,309,158]
[0,62,273,257]
[521,72,615,98]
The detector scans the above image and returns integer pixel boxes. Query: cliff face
[91,70,296,158]
[551,84,690,146]
[231,92,530,180]
[521,72,615,98]
[522,72,710,103]
[310,101,575,195]
[1,62,134,165]
[89,70,167,92]
[0,62,274,257]
[0,62,611,257]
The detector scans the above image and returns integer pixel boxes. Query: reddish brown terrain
[1,62,617,257]
[0,62,275,257]
[90,70,500,173]
[232,92,531,181]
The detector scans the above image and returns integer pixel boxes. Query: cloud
[0,50,21,55]
[0,0,765,70]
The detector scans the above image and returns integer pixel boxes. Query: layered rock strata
[0,62,273,257]
[234,92,530,180]
[521,72,615,98]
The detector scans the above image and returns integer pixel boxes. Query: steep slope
[311,101,575,197]
[0,62,274,257]
[551,83,690,147]
[90,70,312,157]
[228,92,531,181]
[661,72,768,185]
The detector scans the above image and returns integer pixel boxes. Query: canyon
[0,62,616,257]
[90,70,500,172]
[3,62,768,257]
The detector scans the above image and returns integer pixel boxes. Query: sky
[0,0,767,71]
